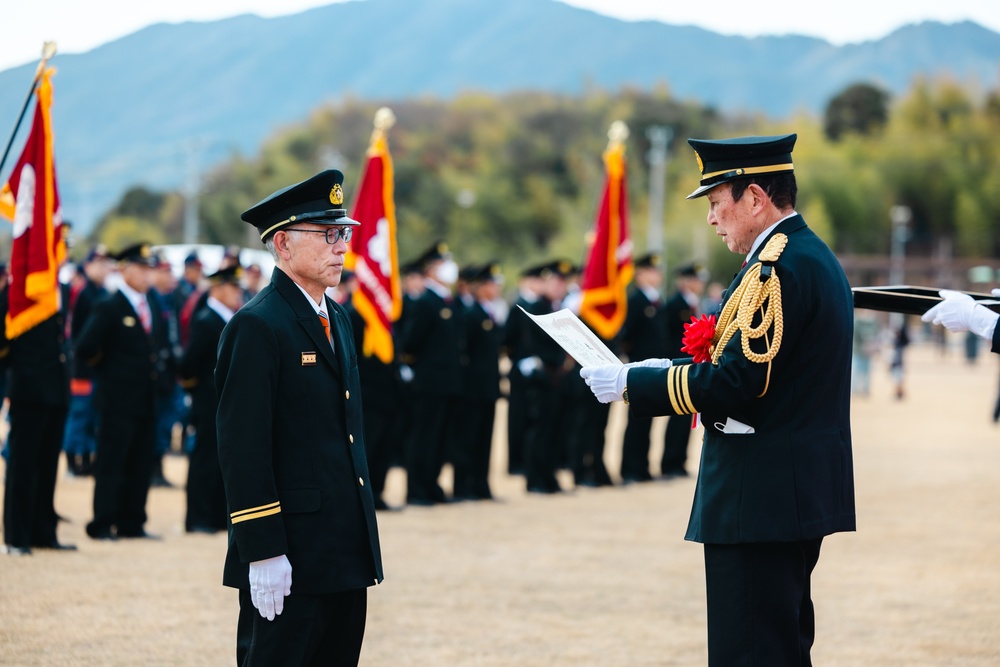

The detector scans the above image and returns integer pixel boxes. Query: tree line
[89,77,1000,284]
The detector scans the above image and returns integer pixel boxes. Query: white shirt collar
[292,280,327,317]
[207,296,236,323]
[118,281,147,312]
[745,211,797,264]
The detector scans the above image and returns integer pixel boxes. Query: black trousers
[620,415,654,481]
[704,538,823,667]
[236,588,367,666]
[185,414,227,532]
[406,393,453,503]
[450,397,495,499]
[3,402,67,547]
[89,408,155,536]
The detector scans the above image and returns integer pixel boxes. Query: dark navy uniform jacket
[628,215,856,544]
[75,289,168,416]
[215,267,383,593]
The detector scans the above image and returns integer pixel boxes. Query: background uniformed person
[452,262,505,501]
[582,134,856,666]
[618,252,668,483]
[501,264,544,476]
[76,242,168,541]
[660,262,707,479]
[396,242,462,505]
[0,264,74,554]
[217,170,382,666]
[178,263,244,534]
[62,244,111,478]
[518,259,573,494]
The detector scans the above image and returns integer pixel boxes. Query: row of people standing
[333,239,713,510]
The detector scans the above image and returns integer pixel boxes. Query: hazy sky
[2,0,999,72]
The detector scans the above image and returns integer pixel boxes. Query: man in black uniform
[178,264,245,534]
[452,262,504,501]
[582,134,856,666]
[63,244,110,477]
[76,242,169,541]
[217,170,382,666]
[619,252,668,483]
[0,277,74,554]
[519,259,573,494]
[342,270,402,511]
[502,265,544,476]
[660,262,707,479]
[397,242,462,505]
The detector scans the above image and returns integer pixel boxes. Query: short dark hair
[729,172,797,210]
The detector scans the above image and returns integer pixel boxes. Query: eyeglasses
[284,227,354,244]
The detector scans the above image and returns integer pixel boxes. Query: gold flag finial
[607,120,629,147]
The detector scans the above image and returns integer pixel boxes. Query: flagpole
[0,41,57,180]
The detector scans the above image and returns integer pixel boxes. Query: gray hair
[264,237,280,262]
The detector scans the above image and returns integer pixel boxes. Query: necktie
[137,298,152,334]
[318,311,334,350]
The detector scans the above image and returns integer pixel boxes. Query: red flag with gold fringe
[345,108,402,363]
[1,68,66,339]
[579,121,633,340]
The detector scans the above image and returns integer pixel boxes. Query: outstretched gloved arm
[921,289,999,342]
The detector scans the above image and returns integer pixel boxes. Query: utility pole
[183,139,203,244]
[889,204,911,329]
[645,126,671,260]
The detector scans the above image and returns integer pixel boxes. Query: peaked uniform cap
[112,242,158,267]
[242,169,359,242]
[207,264,244,285]
[634,252,661,269]
[686,133,797,199]
[410,241,451,272]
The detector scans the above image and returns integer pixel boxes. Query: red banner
[1,68,66,339]
[345,116,401,363]
[579,134,633,340]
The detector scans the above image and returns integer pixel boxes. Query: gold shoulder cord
[710,233,788,397]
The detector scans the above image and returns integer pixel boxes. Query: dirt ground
[2,336,1000,666]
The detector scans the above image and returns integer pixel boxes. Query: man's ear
[747,183,768,213]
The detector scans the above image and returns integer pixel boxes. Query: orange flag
[1,67,66,339]
[345,108,402,363]
[579,121,633,340]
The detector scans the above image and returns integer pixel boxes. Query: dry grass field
[2,335,1000,666]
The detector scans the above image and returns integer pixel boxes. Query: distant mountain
[1,0,998,234]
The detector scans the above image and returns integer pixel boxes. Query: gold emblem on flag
[329,184,344,206]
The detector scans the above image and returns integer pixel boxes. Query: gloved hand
[517,356,541,376]
[580,364,629,403]
[921,289,999,340]
[626,358,672,370]
[249,554,292,621]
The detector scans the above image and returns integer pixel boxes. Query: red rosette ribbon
[681,314,717,364]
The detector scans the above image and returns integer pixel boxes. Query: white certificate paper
[518,306,623,368]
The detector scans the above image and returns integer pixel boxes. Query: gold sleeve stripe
[679,365,696,414]
[666,365,696,415]
[230,501,281,523]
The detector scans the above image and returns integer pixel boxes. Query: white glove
[921,289,999,340]
[580,364,629,403]
[517,356,541,376]
[626,358,672,370]
[249,554,292,621]
[399,365,414,383]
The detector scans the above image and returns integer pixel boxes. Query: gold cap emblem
[694,150,704,174]
[329,183,344,206]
